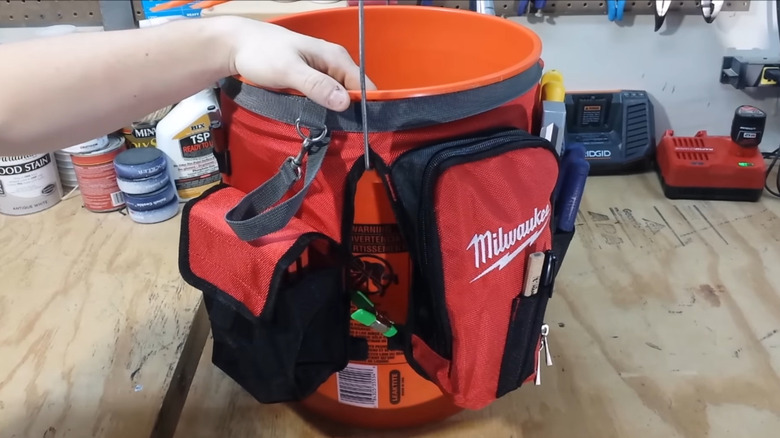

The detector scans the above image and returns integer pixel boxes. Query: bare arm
[0,16,367,156]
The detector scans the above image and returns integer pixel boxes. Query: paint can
[54,151,79,190]
[122,106,173,149]
[70,135,127,212]
[0,153,63,216]
[61,135,109,154]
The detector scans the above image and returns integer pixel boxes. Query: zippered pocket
[385,128,559,409]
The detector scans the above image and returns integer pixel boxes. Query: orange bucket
[247,6,544,430]
[243,6,542,100]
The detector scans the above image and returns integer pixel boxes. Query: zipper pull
[541,324,553,366]
[534,341,543,386]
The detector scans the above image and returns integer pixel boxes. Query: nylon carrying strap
[224,120,329,242]
[221,63,543,133]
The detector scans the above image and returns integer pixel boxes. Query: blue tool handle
[534,0,547,10]
[616,0,626,20]
[420,0,434,5]
[555,144,589,232]
[518,0,530,15]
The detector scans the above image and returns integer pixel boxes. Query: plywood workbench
[0,195,208,438]
[173,172,780,438]
[2,171,780,438]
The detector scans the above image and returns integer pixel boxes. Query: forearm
[0,16,238,155]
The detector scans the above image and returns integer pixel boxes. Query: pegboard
[0,0,104,27]
[131,0,145,21]
[433,0,750,16]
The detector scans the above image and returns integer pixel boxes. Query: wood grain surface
[0,194,205,438]
[172,173,780,438]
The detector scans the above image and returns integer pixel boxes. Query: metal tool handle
[358,0,371,169]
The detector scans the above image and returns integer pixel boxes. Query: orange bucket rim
[234,6,542,101]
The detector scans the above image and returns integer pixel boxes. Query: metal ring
[295,118,328,143]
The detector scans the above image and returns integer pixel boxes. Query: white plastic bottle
[155,88,223,201]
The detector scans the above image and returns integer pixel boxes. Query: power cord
[763,146,780,197]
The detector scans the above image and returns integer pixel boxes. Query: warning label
[352,224,407,254]
[351,317,405,364]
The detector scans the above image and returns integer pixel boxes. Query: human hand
[220,16,376,112]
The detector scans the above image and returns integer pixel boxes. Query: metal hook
[287,118,328,181]
[295,118,328,143]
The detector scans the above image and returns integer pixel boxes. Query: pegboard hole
[73,12,78,17]
[89,12,94,16]
[567,2,572,7]
[454,4,460,8]
[8,15,12,20]
[23,14,28,19]
[647,1,652,5]
[599,2,604,6]
[583,2,587,6]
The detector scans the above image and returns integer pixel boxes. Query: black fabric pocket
[179,185,350,404]
[496,291,550,397]
[206,263,349,403]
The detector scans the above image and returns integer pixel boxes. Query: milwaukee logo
[467,204,551,283]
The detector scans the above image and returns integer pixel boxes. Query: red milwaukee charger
[656,105,767,202]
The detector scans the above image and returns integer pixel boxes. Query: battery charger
[655,105,767,202]
[564,90,656,175]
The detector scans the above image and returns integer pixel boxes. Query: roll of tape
[127,197,180,224]
[123,183,176,212]
[113,147,167,180]
[116,171,170,195]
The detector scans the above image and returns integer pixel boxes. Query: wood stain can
[70,135,127,212]
[0,153,63,216]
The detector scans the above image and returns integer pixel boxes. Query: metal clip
[286,118,328,180]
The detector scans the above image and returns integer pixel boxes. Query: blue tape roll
[127,197,180,224]
[113,147,167,180]
[116,171,170,195]
[123,182,177,212]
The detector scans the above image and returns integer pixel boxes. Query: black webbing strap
[224,114,329,242]
[221,62,543,133]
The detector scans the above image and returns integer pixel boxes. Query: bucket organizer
[179,5,576,428]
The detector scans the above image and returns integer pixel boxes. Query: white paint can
[61,135,110,154]
[0,154,63,216]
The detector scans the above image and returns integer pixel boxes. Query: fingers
[283,38,378,111]
[288,64,351,111]
[308,41,378,92]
